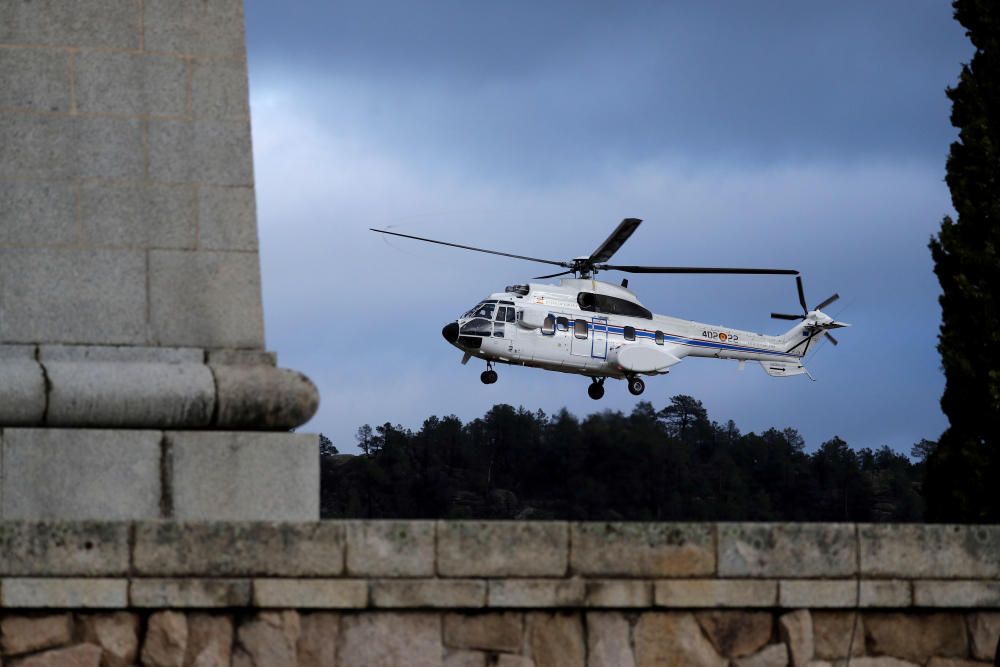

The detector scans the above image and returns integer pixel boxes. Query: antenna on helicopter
[370,218,800,281]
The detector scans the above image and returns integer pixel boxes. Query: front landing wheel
[480,370,498,384]
[587,381,605,400]
[628,377,646,396]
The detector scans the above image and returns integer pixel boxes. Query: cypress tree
[926,0,1000,521]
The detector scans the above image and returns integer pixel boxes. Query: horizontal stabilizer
[760,360,811,378]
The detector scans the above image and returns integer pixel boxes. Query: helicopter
[371,218,848,400]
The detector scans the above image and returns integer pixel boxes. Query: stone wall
[0,521,996,666]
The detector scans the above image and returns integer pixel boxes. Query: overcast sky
[243,1,971,455]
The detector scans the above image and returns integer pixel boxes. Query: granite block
[75,50,187,116]
[167,432,319,520]
[149,250,264,348]
[80,182,197,249]
[1,429,161,520]
[133,521,343,576]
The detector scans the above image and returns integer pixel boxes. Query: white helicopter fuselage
[443,278,835,384]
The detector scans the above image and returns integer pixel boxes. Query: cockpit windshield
[462,300,496,319]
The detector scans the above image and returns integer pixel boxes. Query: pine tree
[926,0,1000,521]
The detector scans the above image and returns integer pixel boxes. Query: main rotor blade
[600,265,799,275]
[589,218,642,263]
[533,270,574,280]
[796,275,808,315]
[771,313,803,321]
[369,228,569,268]
[825,332,839,346]
[814,293,840,311]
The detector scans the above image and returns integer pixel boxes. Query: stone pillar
[0,1,320,519]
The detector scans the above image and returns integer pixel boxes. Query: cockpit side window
[505,308,516,323]
[472,303,496,320]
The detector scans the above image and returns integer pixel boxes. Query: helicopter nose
[442,322,459,344]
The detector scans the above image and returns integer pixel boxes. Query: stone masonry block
[80,182,197,249]
[198,185,258,250]
[0,114,143,182]
[0,344,36,360]
[718,523,857,578]
[0,0,141,49]
[0,180,78,247]
[913,580,1000,608]
[210,365,319,430]
[39,344,203,363]
[0,613,74,655]
[143,0,245,57]
[339,612,443,667]
[254,579,368,609]
[0,48,70,112]
[655,580,778,608]
[780,579,912,609]
[75,51,187,116]
[346,520,435,577]
[45,361,214,428]
[149,250,264,348]
[779,580,857,608]
[438,521,568,577]
[586,612,636,667]
[2,429,161,519]
[1,578,127,608]
[168,432,318,520]
[0,248,147,345]
[488,579,586,608]
[133,521,344,576]
[860,524,1000,579]
[0,521,129,576]
[372,579,486,608]
[968,613,1000,661]
[0,360,46,424]
[192,59,250,120]
[571,522,714,576]
[585,579,652,607]
[129,578,252,608]
[206,348,276,365]
[148,120,254,185]
[864,613,968,664]
[443,613,523,652]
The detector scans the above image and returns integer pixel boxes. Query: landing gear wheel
[480,370,498,384]
[587,379,605,400]
[628,377,646,396]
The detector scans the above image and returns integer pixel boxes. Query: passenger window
[574,319,589,339]
[556,316,569,331]
[624,326,636,341]
[655,330,664,345]
[542,315,556,335]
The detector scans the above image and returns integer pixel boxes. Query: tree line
[319,395,927,522]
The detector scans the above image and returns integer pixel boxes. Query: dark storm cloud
[243,1,970,454]
[247,1,969,178]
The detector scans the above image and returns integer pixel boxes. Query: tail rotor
[772,275,845,348]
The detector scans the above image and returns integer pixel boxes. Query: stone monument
[0,0,320,520]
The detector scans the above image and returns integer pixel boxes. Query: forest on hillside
[319,395,927,522]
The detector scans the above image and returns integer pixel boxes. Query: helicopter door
[570,318,590,356]
[591,317,608,359]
